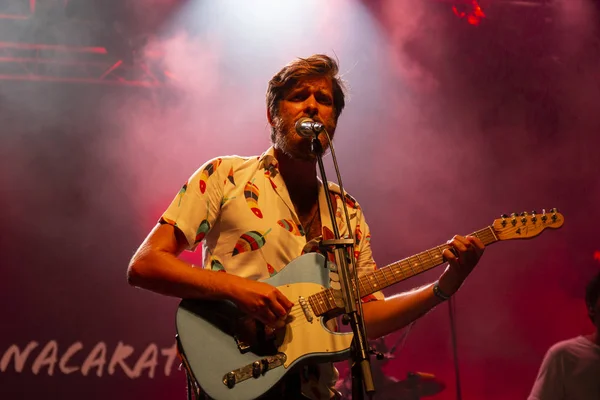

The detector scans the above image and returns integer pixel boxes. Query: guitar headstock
[492,208,564,241]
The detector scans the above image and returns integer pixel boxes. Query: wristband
[433,281,451,301]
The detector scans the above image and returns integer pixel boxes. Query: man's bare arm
[362,234,484,339]
[127,223,293,327]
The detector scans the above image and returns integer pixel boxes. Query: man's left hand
[438,235,485,295]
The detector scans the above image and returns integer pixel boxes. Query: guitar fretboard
[308,226,498,316]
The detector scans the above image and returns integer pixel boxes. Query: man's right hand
[227,276,294,329]
[128,223,293,330]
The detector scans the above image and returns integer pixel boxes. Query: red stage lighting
[452,1,486,26]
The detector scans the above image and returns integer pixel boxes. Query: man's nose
[303,96,318,117]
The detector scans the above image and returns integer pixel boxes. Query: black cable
[186,371,193,400]
[448,296,462,400]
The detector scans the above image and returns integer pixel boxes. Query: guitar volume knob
[261,358,270,374]
[226,372,236,388]
[252,361,261,378]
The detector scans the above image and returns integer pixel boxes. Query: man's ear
[267,109,274,126]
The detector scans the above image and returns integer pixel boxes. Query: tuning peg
[531,211,538,222]
[501,214,508,219]
[501,214,508,227]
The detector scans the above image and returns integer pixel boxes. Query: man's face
[271,76,337,161]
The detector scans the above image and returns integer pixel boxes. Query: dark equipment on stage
[335,325,446,400]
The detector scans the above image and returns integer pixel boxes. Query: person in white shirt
[528,270,600,400]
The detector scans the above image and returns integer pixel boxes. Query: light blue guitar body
[176,253,354,400]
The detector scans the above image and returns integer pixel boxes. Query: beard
[272,116,336,161]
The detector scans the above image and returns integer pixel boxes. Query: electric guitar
[176,209,564,400]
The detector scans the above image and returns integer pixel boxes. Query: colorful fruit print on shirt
[277,219,303,236]
[232,229,272,256]
[227,167,236,186]
[199,158,222,194]
[210,257,225,272]
[178,181,188,206]
[195,205,211,244]
[244,180,263,218]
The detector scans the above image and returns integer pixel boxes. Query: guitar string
[312,221,560,314]
[285,227,522,329]
[354,228,497,292]
[296,228,498,317]
[256,227,505,331]
[303,229,498,315]
[287,226,532,330]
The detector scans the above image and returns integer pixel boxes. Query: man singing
[127,54,485,399]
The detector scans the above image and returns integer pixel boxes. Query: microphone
[295,117,324,138]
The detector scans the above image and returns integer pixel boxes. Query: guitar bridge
[222,353,287,388]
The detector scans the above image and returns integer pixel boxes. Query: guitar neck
[309,226,499,316]
[358,226,498,297]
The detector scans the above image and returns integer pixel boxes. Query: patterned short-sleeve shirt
[160,146,384,399]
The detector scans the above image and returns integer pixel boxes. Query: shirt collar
[258,146,279,172]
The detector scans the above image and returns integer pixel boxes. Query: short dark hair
[585,270,600,310]
[266,54,347,142]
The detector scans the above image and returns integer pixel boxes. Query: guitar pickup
[222,353,287,388]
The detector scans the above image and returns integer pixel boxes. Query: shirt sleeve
[159,157,226,251]
[527,346,565,400]
[353,208,385,303]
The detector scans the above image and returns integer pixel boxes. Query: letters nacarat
[1,340,178,378]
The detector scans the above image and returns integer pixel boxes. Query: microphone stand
[309,133,375,400]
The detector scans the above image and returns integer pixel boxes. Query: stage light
[452,0,486,26]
